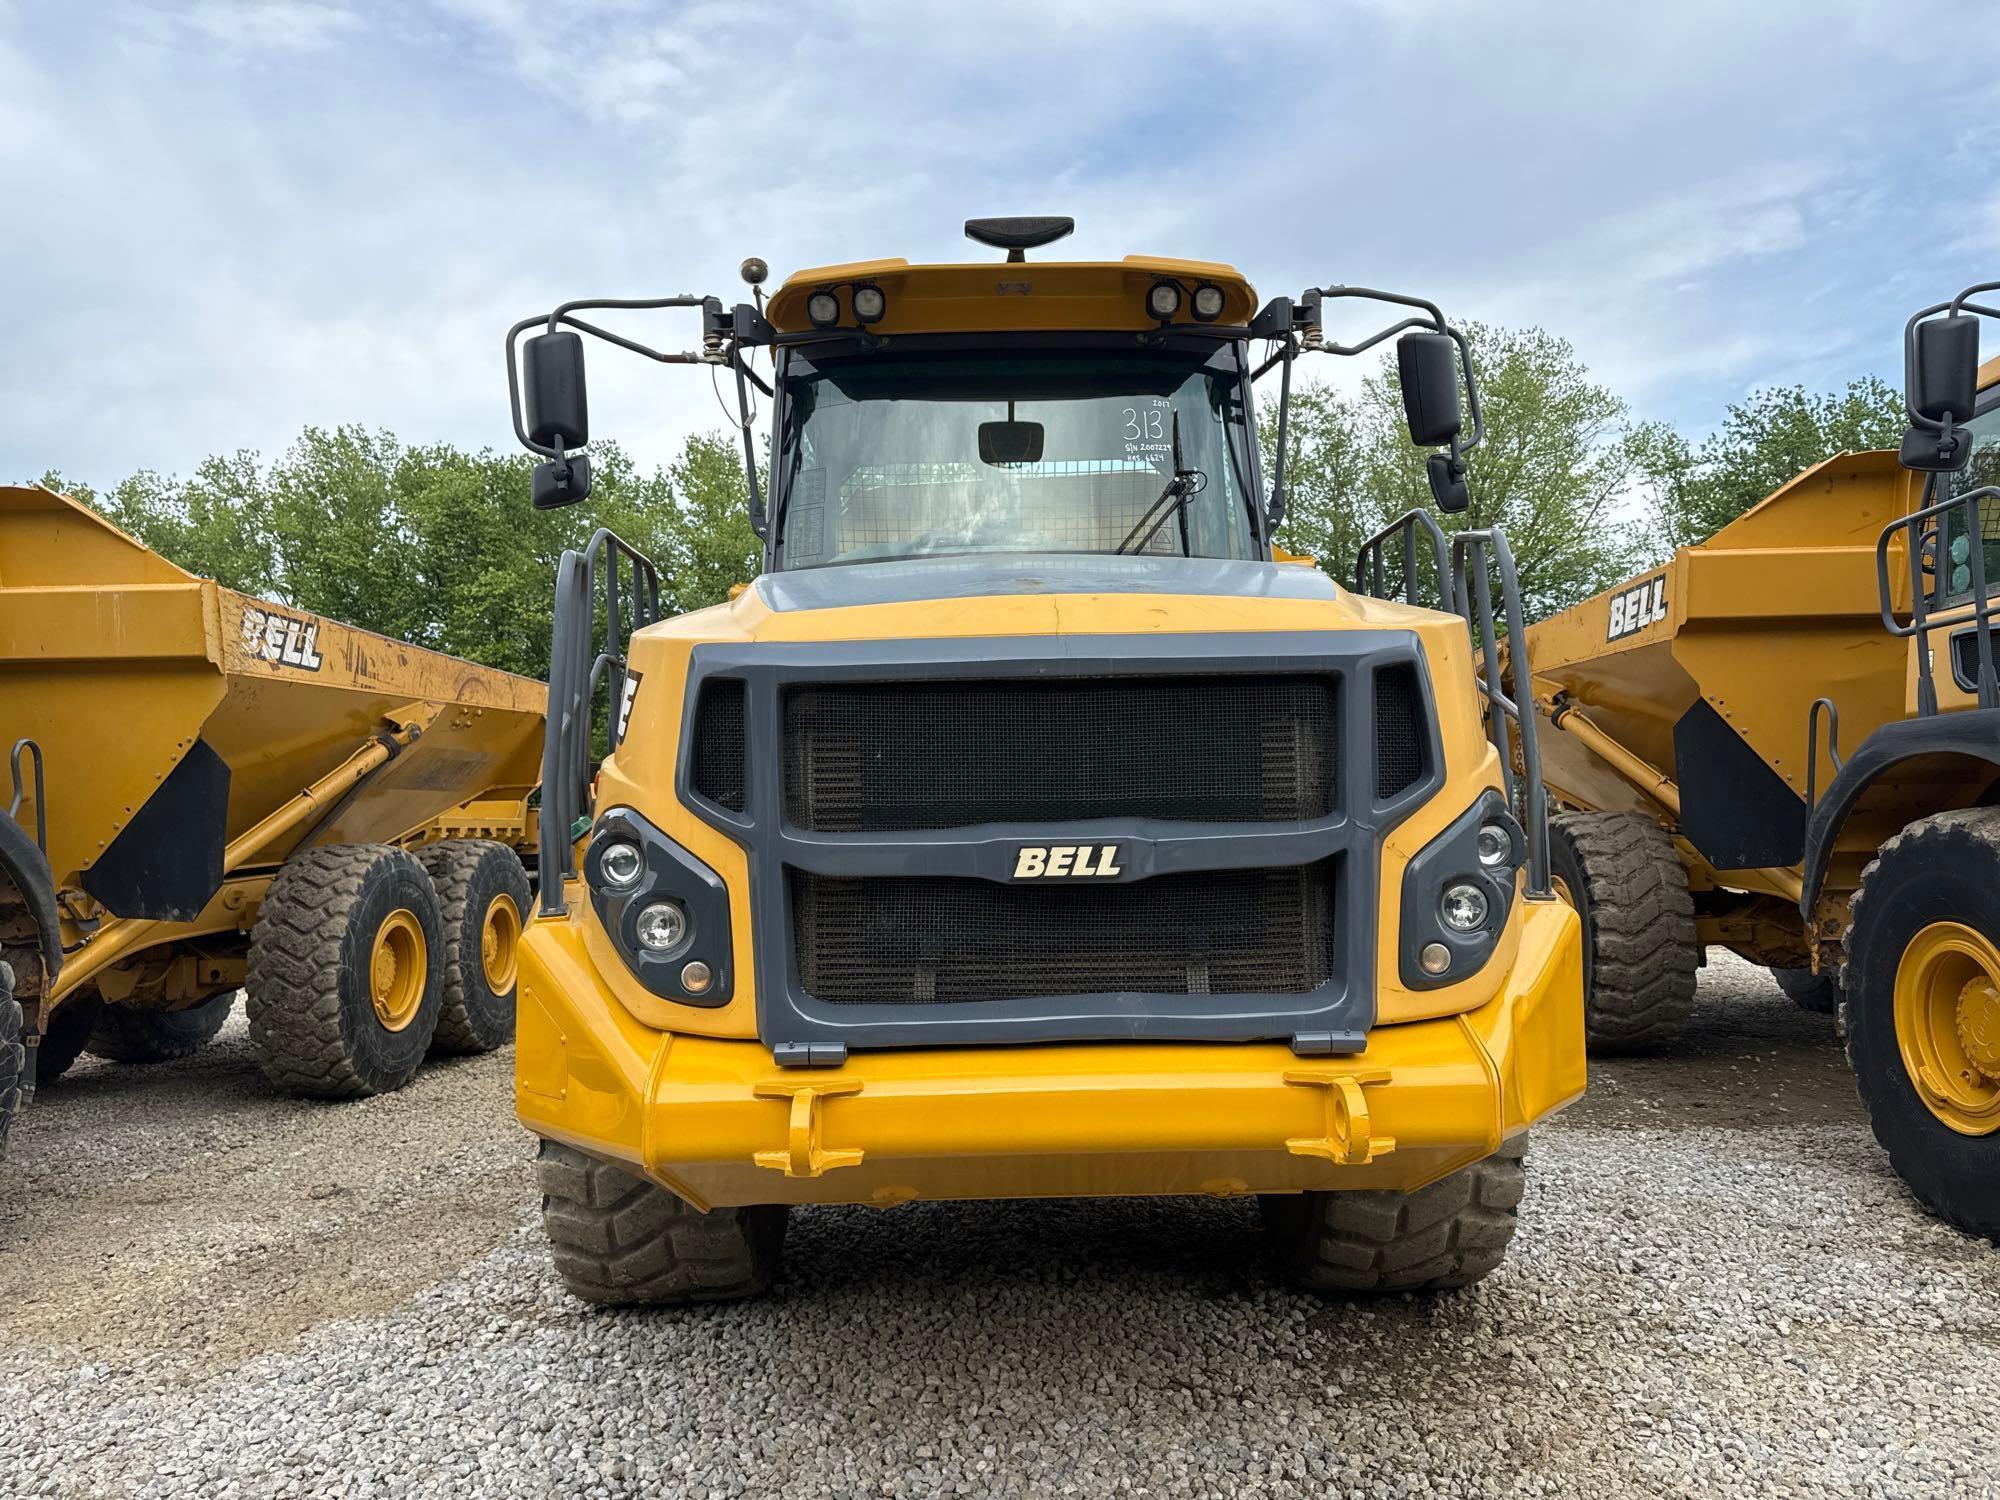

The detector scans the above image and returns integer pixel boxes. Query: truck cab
[507,219,1585,1304]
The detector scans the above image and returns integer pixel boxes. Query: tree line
[30,328,1906,680]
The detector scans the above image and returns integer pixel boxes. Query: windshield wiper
[1116,469,1204,555]
[1116,410,1205,555]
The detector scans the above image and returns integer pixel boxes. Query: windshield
[772,345,1260,568]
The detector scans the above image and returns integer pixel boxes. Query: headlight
[635,900,689,953]
[1440,882,1490,932]
[599,840,644,889]
[1476,823,1512,868]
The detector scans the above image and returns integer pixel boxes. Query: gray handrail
[537,529,663,916]
[1875,482,2000,714]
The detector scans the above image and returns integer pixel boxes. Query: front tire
[1548,811,1698,1053]
[32,989,103,1086]
[0,965,23,1152]
[1844,809,2000,1240]
[537,1139,788,1306]
[87,992,234,1064]
[1260,1140,1527,1293]
[246,844,444,1099]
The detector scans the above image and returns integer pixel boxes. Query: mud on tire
[1261,1138,1528,1294]
[0,966,22,1152]
[417,840,532,1055]
[88,991,234,1064]
[537,1138,788,1306]
[1549,810,1698,1053]
[246,843,443,1099]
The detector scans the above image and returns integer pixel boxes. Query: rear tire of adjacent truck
[1769,965,1841,1016]
[87,991,234,1064]
[417,840,531,1055]
[1261,1139,1527,1293]
[245,843,444,1099]
[537,1139,789,1306]
[1844,809,2000,1242]
[31,989,102,1086]
[1548,811,1698,1053]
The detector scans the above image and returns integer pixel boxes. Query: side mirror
[531,455,592,510]
[1911,314,1979,425]
[1396,331,1464,449]
[524,330,589,451]
[978,420,1044,465]
[1427,453,1470,514]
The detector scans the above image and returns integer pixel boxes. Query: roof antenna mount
[964,216,1074,264]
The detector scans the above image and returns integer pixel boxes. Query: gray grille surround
[675,630,1443,1059]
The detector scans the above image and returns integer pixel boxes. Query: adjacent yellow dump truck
[1523,283,2000,1239]
[0,484,545,1144]
[501,218,1585,1303]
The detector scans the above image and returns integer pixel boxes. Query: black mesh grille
[689,679,746,812]
[783,676,1337,832]
[791,861,1336,1003]
[1374,665,1425,799]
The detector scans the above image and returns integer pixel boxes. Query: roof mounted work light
[1147,281,1183,321]
[1191,284,1226,321]
[851,284,886,323]
[805,290,840,327]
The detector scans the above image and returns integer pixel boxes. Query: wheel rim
[1892,920,2000,1136]
[480,893,522,996]
[369,909,427,1032]
[1550,873,1576,908]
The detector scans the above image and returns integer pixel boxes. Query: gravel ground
[3,953,1996,1499]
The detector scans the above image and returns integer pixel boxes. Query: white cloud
[5,0,1999,488]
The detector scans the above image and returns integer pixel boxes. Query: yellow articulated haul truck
[501,217,1585,1305]
[1522,282,2000,1240]
[0,485,544,1146]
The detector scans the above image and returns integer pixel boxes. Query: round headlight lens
[1476,823,1512,868]
[1191,284,1226,321]
[852,285,885,322]
[599,840,644,889]
[806,290,840,327]
[1441,882,1490,933]
[1148,281,1182,320]
[634,900,689,953]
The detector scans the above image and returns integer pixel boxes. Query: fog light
[599,840,643,889]
[1441,882,1489,932]
[635,901,689,953]
[806,290,840,327]
[851,284,885,322]
[681,959,713,994]
[1419,942,1452,976]
[1476,823,1512,868]
[1148,281,1182,320]
[1191,283,1225,321]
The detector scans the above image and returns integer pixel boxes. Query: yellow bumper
[515,899,1584,1209]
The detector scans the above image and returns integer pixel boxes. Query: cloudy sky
[5,0,1996,490]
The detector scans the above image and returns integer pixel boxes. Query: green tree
[1638,376,1905,550]
[1268,324,1644,619]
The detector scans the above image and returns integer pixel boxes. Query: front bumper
[515,898,1584,1209]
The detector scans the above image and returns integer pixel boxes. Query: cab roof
[765,256,1258,338]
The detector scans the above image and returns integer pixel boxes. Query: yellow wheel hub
[1550,873,1576,908]
[1893,921,2000,1136]
[369,909,427,1032]
[480,893,522,996]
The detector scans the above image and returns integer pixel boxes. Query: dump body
[1525,449,1936,934]
[0,484,546,1016]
